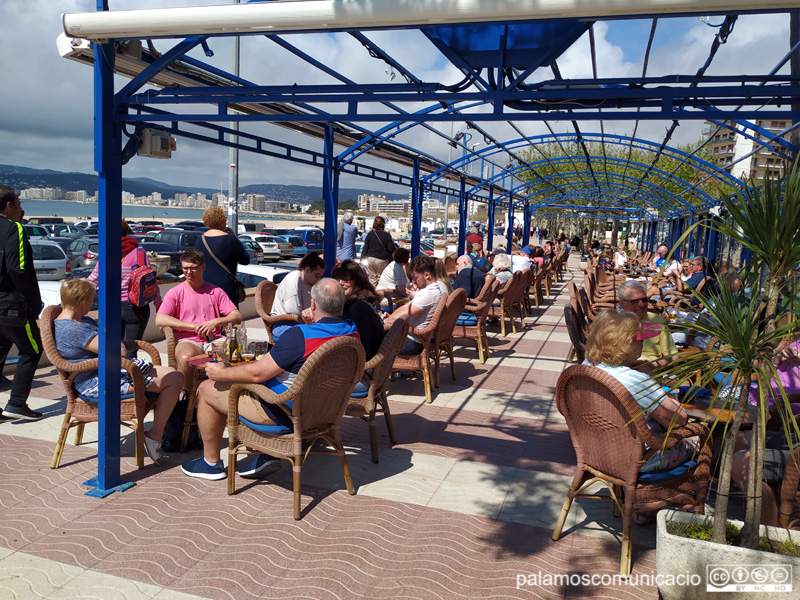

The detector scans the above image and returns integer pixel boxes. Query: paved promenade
[0,262,662,599]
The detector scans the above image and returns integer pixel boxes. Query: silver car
[46,223,87,239]
[271,236,296,259]
[66,236,100,269]
[238,234,281,262]
[29,239,71,281]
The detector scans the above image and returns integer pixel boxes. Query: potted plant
[654,164,800,594]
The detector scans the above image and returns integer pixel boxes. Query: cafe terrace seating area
[1,256,706,600]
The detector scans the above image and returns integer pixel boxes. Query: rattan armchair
[40,305,161,470]
[433,288,468,387]
[346,317,410,463]
[454,277,500,364]
[551,364,713,577]
[226,336,365,519]
[487,271,522,336]
[255,280,304,344]
[391,293,447,403]
[564,301,587,363]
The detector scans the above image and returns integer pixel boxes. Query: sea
[19,199,307,223]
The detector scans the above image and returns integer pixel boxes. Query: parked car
[74,219,100,229]
[131,225,164,235]
[83,224,100,235]
[138,220,164,227]
[29,239,71,281]
[285,235,307,257]
[170,220,205,230]
[22,224,50,238]
[238,234,281,262]
[46,223,87,239]
[289,228,324,252]
[269,235,294,259]
[153,229,203,252]
[47,237,77,253]
[138,242,184,275]
[236,263,294,288]
[27,217,64,225]
[66,237,100,269]
[241,239,264,264]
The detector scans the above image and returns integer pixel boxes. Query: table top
[683,400,751,424]
[188,354,250,369]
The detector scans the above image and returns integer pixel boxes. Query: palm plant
[659,163,800,548]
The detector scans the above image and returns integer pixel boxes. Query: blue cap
[521,247,532,255]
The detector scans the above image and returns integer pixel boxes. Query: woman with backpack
[88,219,161,359]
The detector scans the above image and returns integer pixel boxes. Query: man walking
[0,186,43,421]
[336,211,359,262]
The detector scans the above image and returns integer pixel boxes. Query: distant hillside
[0,165,407,205]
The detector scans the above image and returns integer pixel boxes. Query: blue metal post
[411,157,421,257]
[86,18,129,497]
[522,205,530,247]
[506,200,514,251]
[457,176,467,255]
[486,186,495,250]
[322,126,338,275]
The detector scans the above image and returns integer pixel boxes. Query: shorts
[763,430,800,484]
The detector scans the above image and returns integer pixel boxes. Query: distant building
[703,118,792,181]
[20,187,66,200]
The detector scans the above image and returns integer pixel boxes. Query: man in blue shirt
[181,278,360,481]
[336,212,359,262]
[454,255,485,299]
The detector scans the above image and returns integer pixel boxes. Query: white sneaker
[144,434,162,464]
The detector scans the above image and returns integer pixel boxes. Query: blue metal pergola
[64,0,800,494]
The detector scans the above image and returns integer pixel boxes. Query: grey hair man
[336,211,359,261]
[617,279,677,373]
[182,278,359,481]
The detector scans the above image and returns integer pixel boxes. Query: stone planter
[656,509,800,600]
[148,255,170,278]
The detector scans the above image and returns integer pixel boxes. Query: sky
[0,1,794,195]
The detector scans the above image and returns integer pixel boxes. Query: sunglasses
[622,297,648,304]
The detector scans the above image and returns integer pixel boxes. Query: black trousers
[121,302,151,358]
[0,314,43,410]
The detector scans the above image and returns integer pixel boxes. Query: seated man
[617,279,678,373]
[510,248,532,273]
[155,249,242,391]
[650,244,668,271]
[181,278,360,480]
[454,254,485,300]
[383,254,446,355]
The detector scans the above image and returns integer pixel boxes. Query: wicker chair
[564,302,586,363]
[454,277,500,363]
[255,280,304,344]
[552,364,713,577]
[444,255,457,281]
[433,288,468,387]
[40,305,161,470]
[226,337,365,519]
[487,271,522,336]
[779,445,800,529]
[346,317,410,463]
[391,293,447,404]
[529,267,545,309]
[517,268,534,321]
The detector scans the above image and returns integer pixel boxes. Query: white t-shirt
[510,254,531,273]
[377,261,407,291]
[614,251,628,268]
[270,270,311,317]
[408,282,445,341]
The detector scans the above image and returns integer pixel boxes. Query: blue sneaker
[237,454,282,479]
[181,457,226,480]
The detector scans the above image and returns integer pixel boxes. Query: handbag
[0,292,28,326]
[202,235,247,303]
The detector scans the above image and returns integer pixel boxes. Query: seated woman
[490,253,513,287]
[331,259,385,364]
[434,258,453,294]
[54,279,183,464]
[270,252,325,341]
[583,309,696,521]
[376,247,411,305]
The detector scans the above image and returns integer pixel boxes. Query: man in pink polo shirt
[156,248,242,387]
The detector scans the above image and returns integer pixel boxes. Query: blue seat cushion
[638,460,697,484]
[240,416,292,435]
[77,390,159,403]
[351,378,369,398]
[456,311,478,326]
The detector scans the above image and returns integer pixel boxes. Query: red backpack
[128,248,158,307]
